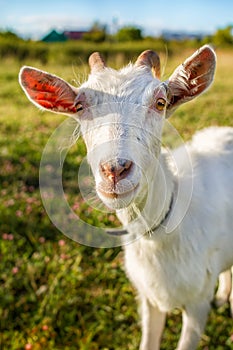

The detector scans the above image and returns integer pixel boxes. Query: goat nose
[100,158,133,183]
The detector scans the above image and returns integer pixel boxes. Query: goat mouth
[97,183,139,200]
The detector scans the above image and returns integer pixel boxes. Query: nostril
[118,159,133,176]
[119,158,132,168]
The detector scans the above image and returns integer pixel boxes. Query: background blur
[1,1,233,349]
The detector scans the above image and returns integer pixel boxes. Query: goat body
[124,126,233,349]
[19,46,233,350]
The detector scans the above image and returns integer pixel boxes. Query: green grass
[1,48,233,350]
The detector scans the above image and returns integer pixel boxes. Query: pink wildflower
[39,237,46,243]
[16,210,23,217]
[12,266,19,274]
[58,239,66,247]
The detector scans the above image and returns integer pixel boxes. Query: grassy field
[1,46,233,350]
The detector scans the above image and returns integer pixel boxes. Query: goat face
[19,46,216,210]
[76,74,167,210]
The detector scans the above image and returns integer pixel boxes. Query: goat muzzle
[100,158,133,184]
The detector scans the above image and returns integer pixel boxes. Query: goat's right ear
[19,66,78,115]
[166,45,216,117]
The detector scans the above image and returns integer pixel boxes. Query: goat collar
[147,193,174,234]
[105,194,174,237]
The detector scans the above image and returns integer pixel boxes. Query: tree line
[0,24,232,65]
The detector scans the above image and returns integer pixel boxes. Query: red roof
[63,31,86,40]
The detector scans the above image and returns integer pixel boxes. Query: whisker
[161,44,169,80]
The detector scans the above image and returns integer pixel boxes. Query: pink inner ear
[167,46,216,114]
[21,68,77,113]
[184,46,216,96]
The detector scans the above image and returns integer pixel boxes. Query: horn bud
[135,50,160,79]
[89,52,106,73]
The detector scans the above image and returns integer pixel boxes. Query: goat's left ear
[166,45,216,117]
[19,66,78,115]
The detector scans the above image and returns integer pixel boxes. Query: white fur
[124,126,233,349]
[19,45,233,350]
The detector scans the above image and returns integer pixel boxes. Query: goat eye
[75,102,83,112]
[155,98,166,111]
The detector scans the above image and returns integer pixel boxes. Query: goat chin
[96,183,140,210]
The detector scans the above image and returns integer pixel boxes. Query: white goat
[19,45,233,350]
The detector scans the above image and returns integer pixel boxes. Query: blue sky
[1,0,233,39]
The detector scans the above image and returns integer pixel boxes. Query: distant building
[161,30,206,41]
[42,29,87,42]
[42,30,67,43]
[63,31,86,40]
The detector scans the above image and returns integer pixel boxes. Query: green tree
[83,21,107,43]
[212,25,233,46]
[0,30,21,41]
[116,26,143,42]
